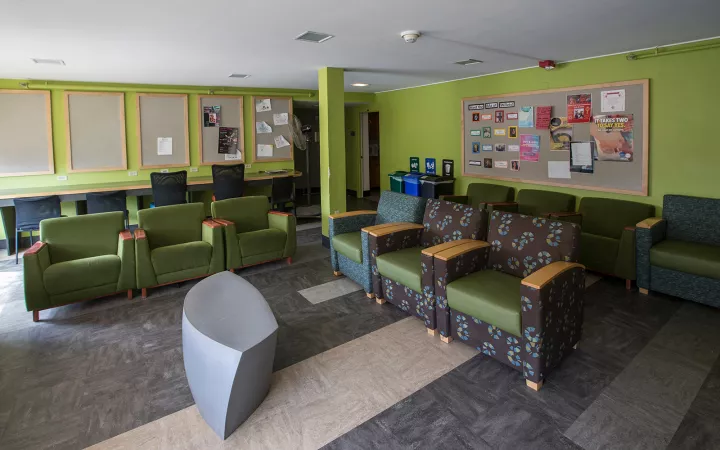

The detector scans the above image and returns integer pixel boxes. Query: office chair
[211,164,245,201]
[13,195,62,264]
[150,171,188,207]
[86,191,129,228]
[270,176,296,215]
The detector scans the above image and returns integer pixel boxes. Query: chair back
[376,191,426,225]
[13,196,61,230]
[138,203,205,250]
[466,183,515,209]
[86,191,127,215]
[515,189,575,217]
[663,195,720,246]
[420,199,487,248]
[212,164,245,201]
[151,171,188,207]
[40,212,124,264]
[487,211,580,278]
[212,196,269,233]
[579,197,655,239]
[271,176,295,205]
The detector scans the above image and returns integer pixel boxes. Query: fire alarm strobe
[539,60,556,70]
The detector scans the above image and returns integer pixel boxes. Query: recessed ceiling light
[454,58,483,66]
[295,31,334,43]
[228,73,250,79]
[351,83,370,87]
[31,58,65,66]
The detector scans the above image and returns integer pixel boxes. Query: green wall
[374,40,720,210]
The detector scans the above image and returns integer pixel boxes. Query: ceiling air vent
[31,58,65,65]
[295,31,334,43]
[228,73,250,79]
[454,58,483,66]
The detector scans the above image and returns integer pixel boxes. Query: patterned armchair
[442,183,515,210]
[328,191,426,296]
[433,211,584,390]
[366,199,487,333]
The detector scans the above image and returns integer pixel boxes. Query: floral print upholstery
[421,199,487,248]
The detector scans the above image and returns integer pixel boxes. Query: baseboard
[321,235,330,249]
[346,189,357,197]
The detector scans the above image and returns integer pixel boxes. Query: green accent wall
[374,40,720,210]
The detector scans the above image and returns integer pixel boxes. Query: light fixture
[351,83,369,87]
[295,31,334,43]
[31,58,65,66]
[228,73,250,79]
[454,59,483,66]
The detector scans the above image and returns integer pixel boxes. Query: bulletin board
[251,96,293,162]
[197,95,245,165]
[0,90,54,177]
[65,92,127,172]
[461,79,649,196]
[136,93,190,169]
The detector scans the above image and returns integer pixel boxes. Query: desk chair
[86,191,130,228]
[150,171,188,207]
[212,164,245,201]
[270,176,296,215]
[13,195,62,264]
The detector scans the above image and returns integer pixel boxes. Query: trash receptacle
[420,175,455,199]
[402,173,424,196]
[389,171,409,193]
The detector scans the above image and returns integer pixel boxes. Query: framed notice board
[136,93,189,169]
[251,96,293,162]
[65,92,127,172]
[197,95,244,165]
[0,90,54,177]
[461,79,649,196]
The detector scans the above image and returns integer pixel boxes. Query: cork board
[0,90,54,177]
[251,96,293,162]
[198,95,244,165]
[136,93,189,168]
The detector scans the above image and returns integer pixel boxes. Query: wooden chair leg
[526,379,543,391]
[141,288,148,299]
[366,292,375,299]
[440,335,453,344]
[427,328,438,336]
[32,310,39,322]
[127,290,133,300]
[376,297,386,305]
[229,268,235,273]
[333,271,342,277]
[625,279,632,290]
[639,288,649,295]
[286,257,292,265]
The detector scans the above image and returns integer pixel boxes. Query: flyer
[567,94,592,123]
[494,128,506,136]
[506,112,518,120]
[472,113,480,122]
[494,110,504,123]
[481,114,493,121]
[590,114,634,161]
[495,143,506,152]
[482,144,493,152]
[508,126,518,138]
[549,117,573,151]
[494,161,508,169]
[535,106,552,129]
[255,99,272,112]
[469,160,483,166]
[203,106,221,127]
[218,127,239,154]
[472,142,481,153]
[601,89,625,112]
[470,130,482,136]
[520,134,540,162]
[518,106,534,128]
[484,158,493,168]
[510,160,520,171]
[482,127,491,138]
[508,144,520,152]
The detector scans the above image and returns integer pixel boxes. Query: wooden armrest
[360,223,399,234]
[202,219,222,229]
[119,230,133,241]
[435,240,490,261]
[213,218,234,227]
[24,241,47,256]
[624,226,636,231]
[364,222,424,237]
[486,201,518,206]
[134,229,147,240]
[329,210,377,219]
[636,217,664,229]
[521,262,585,289]
[421,239,475,257]
[269,211,293,217]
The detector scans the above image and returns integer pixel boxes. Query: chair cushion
[237,228,287,257]
[650,240,720,280]
[447,270,522,337]
[516,190,575,217]
[332,231,362,264]
[43,255,121,295]
[579,197,654,240]
[376,247,423,293]
[212,196,270,233]
[375,191,427,225]
[151,241,212,275]
[580,232,619,276]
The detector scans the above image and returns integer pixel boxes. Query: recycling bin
[402,173,424,196]
[420,175,455,199]
[389,171,409,193]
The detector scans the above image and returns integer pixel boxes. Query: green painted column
[318,67,347,237]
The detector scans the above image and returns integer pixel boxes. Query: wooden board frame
[136,93,190,169]
[64,91,127,173]
[0,89,55,177]
[460,79,649,196]
[251,96,294,163]
[197,95,245,165]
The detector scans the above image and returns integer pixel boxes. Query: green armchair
[211,196,296,270]
[495,189,578,222]
[135,203,224,298]
[24,211,134,322]
[442,183,515,210]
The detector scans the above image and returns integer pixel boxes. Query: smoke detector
[400,30,421,43]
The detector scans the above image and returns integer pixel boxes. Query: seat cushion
[43,255,121,295]
[151,241,212,276]
[237,228,287,257]
[376,247,423,293]
[580,232,619,275]
[332,232,363,264]
[447,270,522,337]
[650,240,720,280]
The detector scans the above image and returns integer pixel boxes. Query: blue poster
[518,106,534,128]
[425,158,436,174]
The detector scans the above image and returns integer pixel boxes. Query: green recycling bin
[389,171,409,193]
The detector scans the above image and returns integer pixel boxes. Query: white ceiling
[1,0,719,93]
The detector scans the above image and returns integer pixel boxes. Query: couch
[495,189,578,222]
[135,203,224,298]
[366,199,487,332]
[211,196,296,270]
[636,195,720,307]
[442,183,515,210]
[328,191,426,296]
[433,211,584,390]
[23,211,135,322]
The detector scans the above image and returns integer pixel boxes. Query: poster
[482,144,493,152]
[518,106,534,128]
[481,114,493,121]
[157,137,172,156]
[274,135,290,148]
[506,112,518,120]
[494,161,508,169]
[470,130,482,136]
[549,117,573,150]
[494,128,506,136]
[567,94,592,123]
[442,159,454,177]
[508,126,518,138]
[495,143,506,152]
[535,106,552,129]
[256,121,272,133]
[601,89,625,112]
[472,113,481,122]
[203,106,221,127]
[590,114,634,161]
[472,142,481,153]
[510,160,520,171]
[218,127,239,154]
[570,142,594,173]
[548,161,571,179]
[410,157,420,172]
[508,144,520,152]
[257,144,273,157]
[255,99,272,112]
[484,158,493,168]
[494,110,504,123]
[425,158,436,174]
[273,113,289,126]
[520,134,540,162]
[482,127,492,138]
[469,160,483,166]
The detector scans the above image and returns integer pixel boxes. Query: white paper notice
[257,144,273,158]
[256,121,272,134]
[255,99,272,112]
[224,151,241,161]
[601,89,625,112]
[494,161,508,169]
[508,144,520,152]
[273,113,288,126]
[157,137,173,156]
[571,142,593,166]
[274,135,290,148]
[548,161,571,179]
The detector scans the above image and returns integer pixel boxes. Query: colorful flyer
[472,142,481,153]
[482,144,493,152]
[472,113,480,122]
[590,114,634,161]
[549,117,573,151]
[494,110,504,123]
[506,112,518,120]
[470,130,482,136]
[484,158,493,168]
[567,94,592,123]
[482,127,492,138]
[494,128,506,136]
[494,161,508,169]
[510,160,520,171]
[425,158,437,174]
[508,144,520,152]
[535,106,552,129]
[203,106,221,127]
[508,126,518,138]
[495,143,506,152]
[518,106,534,128]
[481,114,493,121]
[520,134,540,162]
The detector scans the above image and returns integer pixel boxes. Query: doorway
[361,112,380,200]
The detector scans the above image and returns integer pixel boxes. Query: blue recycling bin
[402,173,424,196]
